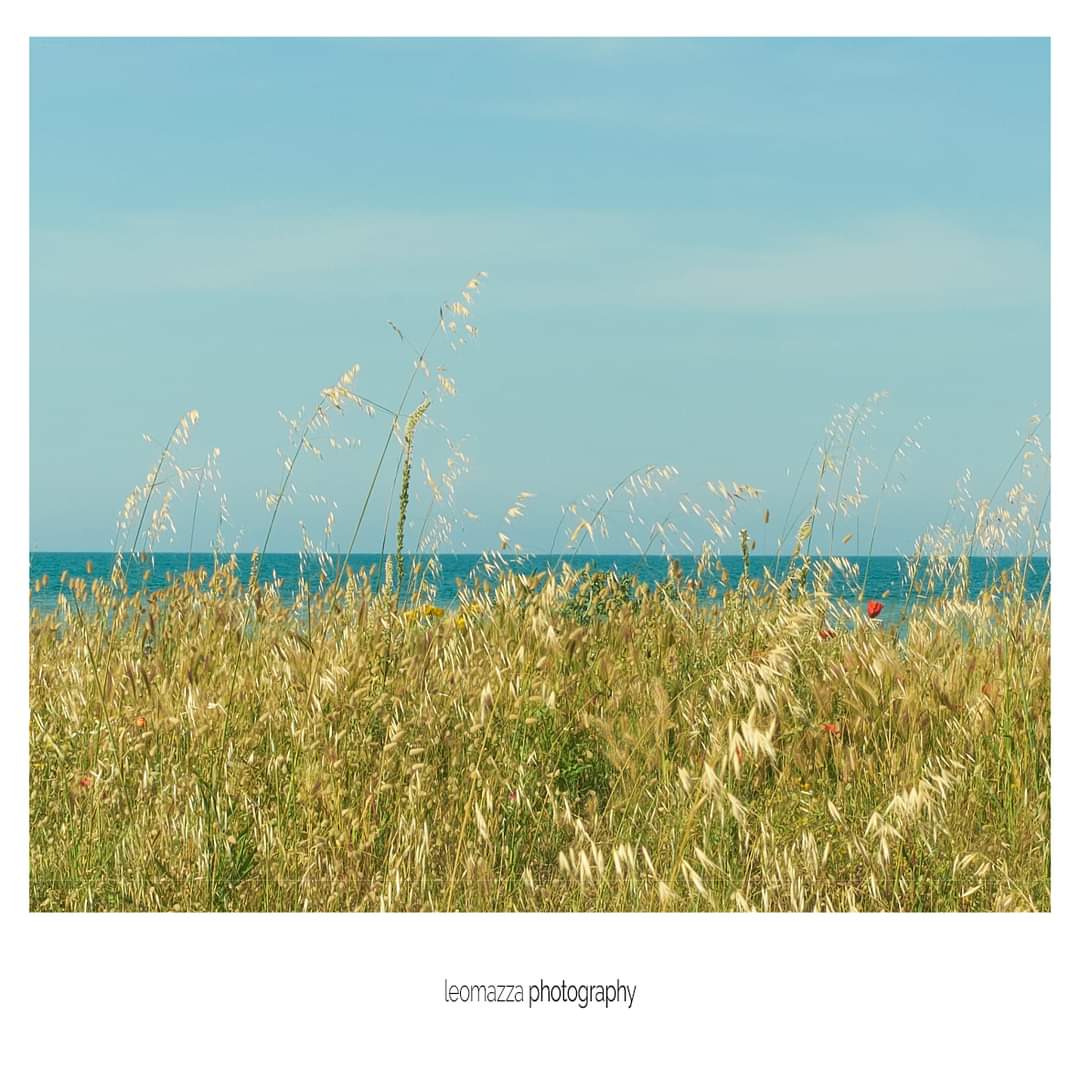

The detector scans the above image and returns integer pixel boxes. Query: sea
[29,551,1050,616]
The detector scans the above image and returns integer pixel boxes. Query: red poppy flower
[78,775,93,789]
[866,600,884,619]
[134,716,147,729]
[819,628,835,640]
[823,723,840,736]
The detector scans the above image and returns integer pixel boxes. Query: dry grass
[29,556,1049,911]
[28,274,1049,911]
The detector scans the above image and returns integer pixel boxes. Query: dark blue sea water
[29,552,1049,616]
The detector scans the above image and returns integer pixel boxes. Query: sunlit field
[28,276,1050,912]
[30,549,1049,912]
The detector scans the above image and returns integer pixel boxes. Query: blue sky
[30,37,1050,556]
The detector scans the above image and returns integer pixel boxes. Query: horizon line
[28,550,1049,560]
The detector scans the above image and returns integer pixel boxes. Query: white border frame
[5,6,1073,1075]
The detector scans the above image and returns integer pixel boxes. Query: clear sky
[30,37,1050,557]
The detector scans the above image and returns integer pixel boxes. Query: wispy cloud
[31,207,1046,314]
[643,216,1047,312]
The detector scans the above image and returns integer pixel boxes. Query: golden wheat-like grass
[29,275,1049,911]
[29,557,1048,912]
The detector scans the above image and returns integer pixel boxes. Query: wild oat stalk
[396,398,430,602]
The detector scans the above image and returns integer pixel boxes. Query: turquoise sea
[29,552,1050,616]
